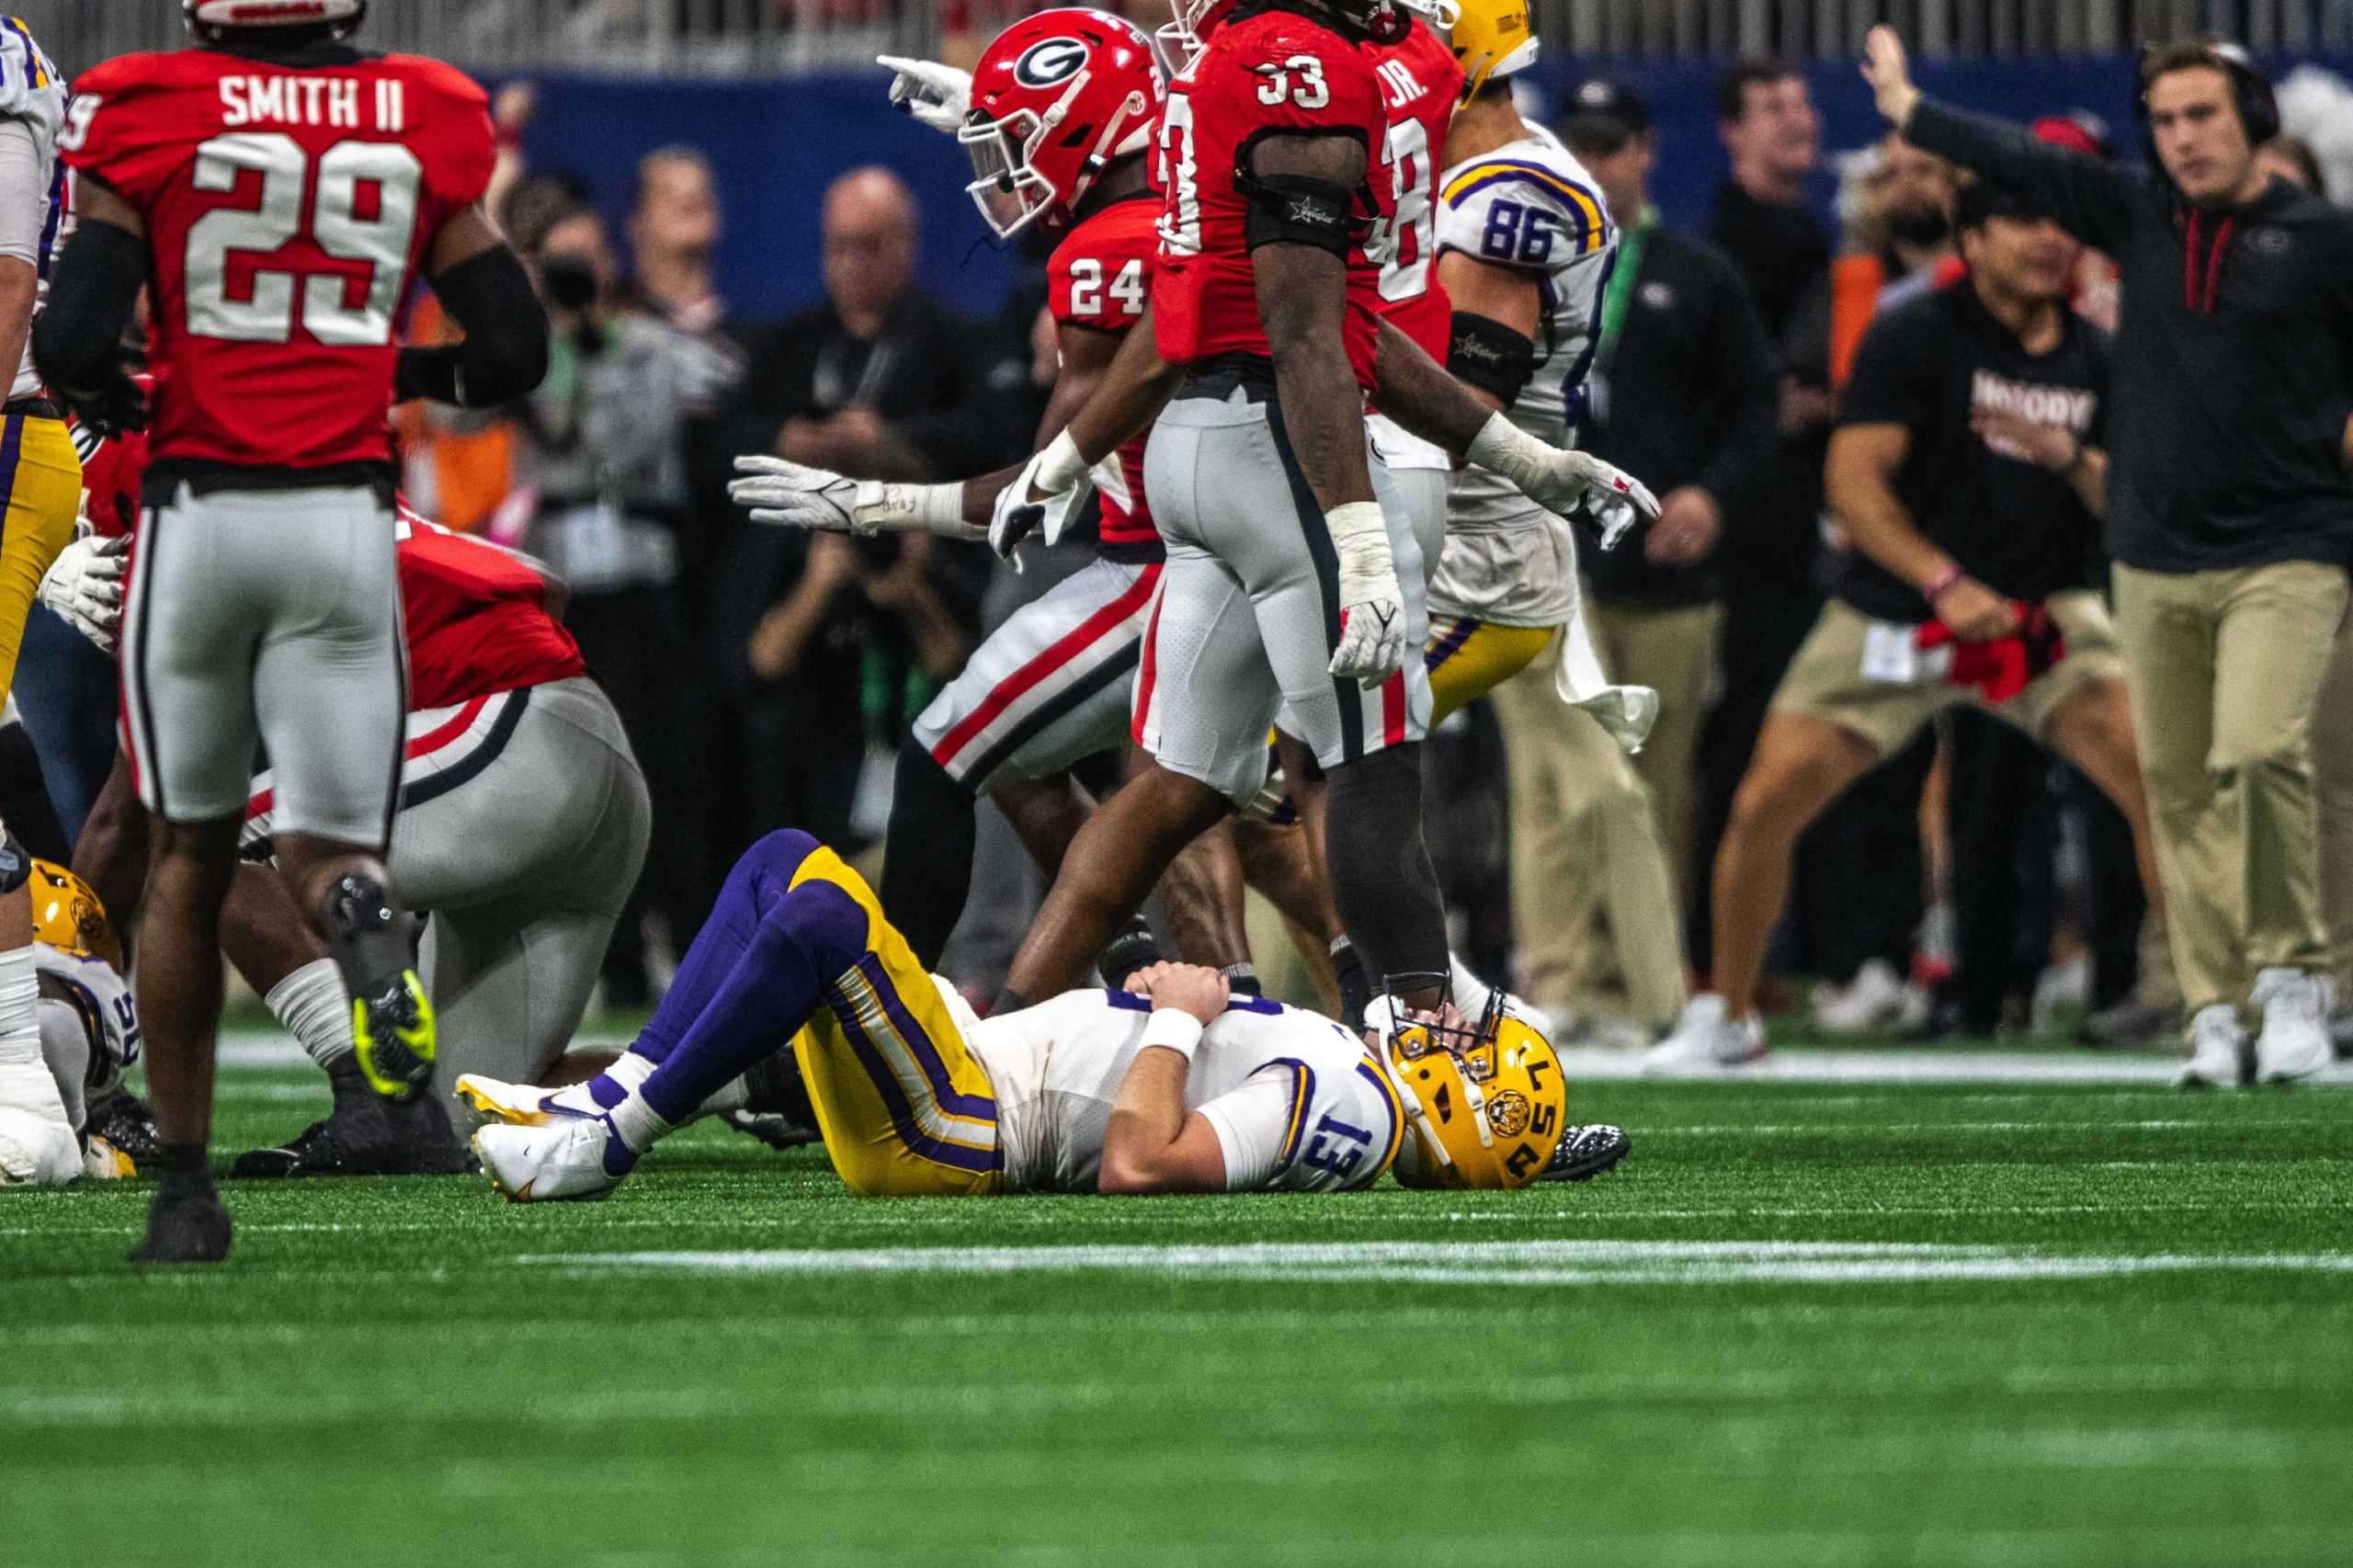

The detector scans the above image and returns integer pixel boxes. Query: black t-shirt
[1834,283,2111,622]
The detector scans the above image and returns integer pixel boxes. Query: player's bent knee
[767,879,872,981]
[744,828,824,881]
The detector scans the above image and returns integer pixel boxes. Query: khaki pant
[1586,596,1721,887]
[1491,631,1687,1032]
[2112,560,2349,1016]
[2313,618,2353,990]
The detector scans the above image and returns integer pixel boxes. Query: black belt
[3,396,59,420]
[1175,353,1277,404]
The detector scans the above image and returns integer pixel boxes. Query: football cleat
[350,970,437,1099]
[129,1186,233,1266]
[721,1108,823,1152]
[473,1116,637,1202]
[2176,1003,2249,1089]
[1539,1123,1630,1182]
[455,1072,605,1127]
[84,1090,160,1165]
[232,1093,474,1177]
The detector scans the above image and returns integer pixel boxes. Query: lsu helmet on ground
[961,9,1165,241]
[1442,0,1537,101]
[186,1,369,45]
[30,859,121,972]
[1380,985,1566,1189]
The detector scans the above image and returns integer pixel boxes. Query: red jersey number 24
[185,133,422,347]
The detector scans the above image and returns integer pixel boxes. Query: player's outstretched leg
[472,831,840,1201]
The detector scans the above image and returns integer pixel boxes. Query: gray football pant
[124,483,403,841]
[1137,389,1437,804]
[390,677,652,1099]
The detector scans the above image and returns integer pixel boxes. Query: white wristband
[1324,501,1394,596]
[1141,1007,1206,1061]
[1034,428,1089,494]
[854,480,980,539]
[1465,410,1541,487]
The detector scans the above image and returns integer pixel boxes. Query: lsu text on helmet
[1379,982,1566,1189]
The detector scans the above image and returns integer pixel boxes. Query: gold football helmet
[1381,989,1565,1189]
[1436,0,1538,102]
[30,859,122,971]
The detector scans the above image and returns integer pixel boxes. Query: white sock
[603,1051,656,1092]
[268,957,357,1070]
[604,1086,673,1154]
[1449,952,1495,1018]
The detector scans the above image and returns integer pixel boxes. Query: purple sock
[634,832,869,1127]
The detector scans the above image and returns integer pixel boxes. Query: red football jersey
[59,49,495,474]
[1047,192,1160,558]
[1366,23,1461,359]
[394,507,585,710]
[1151,5,1393,389]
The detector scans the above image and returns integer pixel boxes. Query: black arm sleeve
[31,218,143,400]
[396,245,550,408]
[1904,99,2144,254]
[1446,312,1536,405]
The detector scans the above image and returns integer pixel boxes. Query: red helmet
[1157,0,1240,64]
[185,0,368,44]
[961,9,1165,241]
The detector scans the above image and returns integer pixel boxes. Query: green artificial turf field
[5,1045,2350,1568]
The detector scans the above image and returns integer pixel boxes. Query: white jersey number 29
[184,132,423,347]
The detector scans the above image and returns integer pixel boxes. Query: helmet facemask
[960,72,1151,242]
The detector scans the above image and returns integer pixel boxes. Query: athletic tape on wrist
[1141,1007,1205,1060]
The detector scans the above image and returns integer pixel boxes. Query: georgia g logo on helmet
[1014,37,1091,89]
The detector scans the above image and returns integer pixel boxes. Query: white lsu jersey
[0,19,65,401]
[1435,129,1615,531]
[968,990,1406,1195]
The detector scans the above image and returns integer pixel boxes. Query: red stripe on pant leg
[932,567,1160,767]
[1131,574,1167,748]
[1382,671,1405,747]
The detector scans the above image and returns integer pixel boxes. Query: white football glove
[1324,501,1407,688]
[987,430,1095,570]
[877,56,972,135]
[1465,413,1661,551]
[37,533,127,653]
[729,456,976,539]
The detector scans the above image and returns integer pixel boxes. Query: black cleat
[1539,1123,1630,1183]
[233,1091,473,1177]
[84,1091,161,1166]
[721,1108,824,1152]
[129,1185,233,1265]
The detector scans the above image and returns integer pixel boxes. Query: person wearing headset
[1863,28,2353,1088]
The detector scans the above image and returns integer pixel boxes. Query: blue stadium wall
[512,52,2338,324]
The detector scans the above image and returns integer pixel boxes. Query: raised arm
[1861,26,2140,252]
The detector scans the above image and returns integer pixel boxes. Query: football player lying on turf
[0,860,143,1185]
[465,828,1626,1199]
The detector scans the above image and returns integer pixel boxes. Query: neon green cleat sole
[352,971,438,1099]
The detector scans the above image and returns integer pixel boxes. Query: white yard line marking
[206,1030,2353,1085]
[516,1238,2353,1288]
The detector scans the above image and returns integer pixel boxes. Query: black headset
[2134,39,2282,149]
